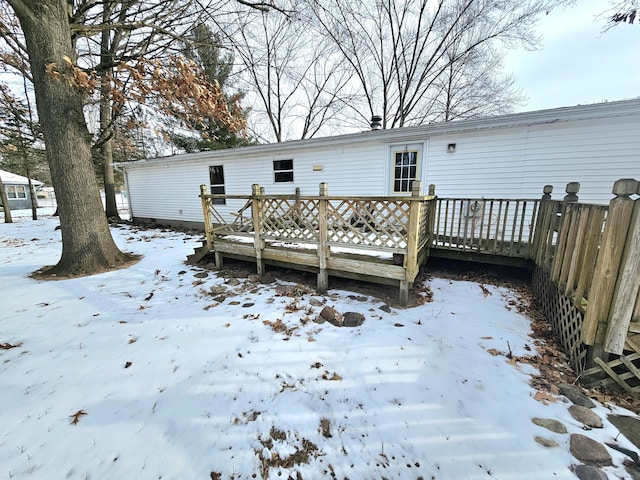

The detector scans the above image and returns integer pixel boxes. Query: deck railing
[432,197,541,258]
[199,181,435,305]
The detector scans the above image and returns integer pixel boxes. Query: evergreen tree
[173,23,253,152]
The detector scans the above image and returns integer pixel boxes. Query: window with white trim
[273,159,294,183]
[7,185,27,199]
[209,165,226,205]
[393,150,418,193]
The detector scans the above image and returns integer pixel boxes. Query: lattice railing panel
[260,198,319,242]
[533,266,589,373]
[326,199,411,250]
[208,200,254,235]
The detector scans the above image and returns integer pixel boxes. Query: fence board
[605,197,640,354]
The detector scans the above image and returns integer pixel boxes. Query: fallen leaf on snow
[533,391,558,404]
[69,410,88,425]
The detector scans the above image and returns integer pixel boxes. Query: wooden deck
[190,182,433,306]
[190,179,640,389]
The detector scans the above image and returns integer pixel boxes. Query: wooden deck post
[251,183,265,276]
[582,179,638,348]
[427,184,437,247]
[532,185,553,266]
[400,181,423,306]
[199,184,213,252]
[604,179,640,354]
[317,182,329,293]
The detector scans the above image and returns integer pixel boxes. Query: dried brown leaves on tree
[113,55,246,136]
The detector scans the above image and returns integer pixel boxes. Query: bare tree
[0,0,281,277]
[601,1,638,28]
[230,6,356,142]
[311,0,568,128]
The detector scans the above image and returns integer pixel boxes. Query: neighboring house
[119,99,640,230]
[0,169,43,210]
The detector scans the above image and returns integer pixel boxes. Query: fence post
[317,183,329,293]
[251,183,265,276]
[551,182,580,283]
[582,179,638,348]
[400,180,422,306]
[199,184,213,252]
[427,184,437,247]
[564,182,580,203]
[604,179,640,354]
[532,185,553,265]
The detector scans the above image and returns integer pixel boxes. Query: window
[393,151,417,193]
[209,165,226,205]
[7,185,27,199]
[273,159,294,183]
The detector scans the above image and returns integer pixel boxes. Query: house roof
[120,98,640,169]
[0,169,44,186]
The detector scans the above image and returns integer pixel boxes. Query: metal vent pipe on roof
[370,115,383,130]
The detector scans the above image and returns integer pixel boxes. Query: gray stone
[247,274,260,283]
[608,415,640,450]
[225,278,241,286]
[570,434,613,466]
[309,298,324,307]
[574,464,609,480]
[343,312,365,327]
[532,417,568,434]
[212,295,226,303]
[259,272,276,284]
[559,383,596,408]
[210,285,227,295]
[379,304,392,313]
[318,306,340,327]
[569,405,603,428]
[194,271,208,279]
[534,436,559,448]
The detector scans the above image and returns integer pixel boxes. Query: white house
[0,169,43,211]
[119,99,640,229]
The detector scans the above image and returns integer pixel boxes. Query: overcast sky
[505,0,640,113]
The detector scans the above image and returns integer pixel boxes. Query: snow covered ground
[0,212,638,480]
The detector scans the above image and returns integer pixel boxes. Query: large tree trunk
[9,0,134,275]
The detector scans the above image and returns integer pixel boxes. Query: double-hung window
[273,159,294,183]
[7,185,27,199]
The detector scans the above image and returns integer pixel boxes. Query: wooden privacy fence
[194,181,435,306]
[531,179,640,392]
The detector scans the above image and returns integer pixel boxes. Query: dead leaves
[69,409,88,425]
[0,342,22,350]
[533,391,558,405]
[263,319,298,338]
[45,56,97,94]
[479,284,492,297]
[322,371,342,381]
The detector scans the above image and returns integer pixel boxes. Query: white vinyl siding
[122,100,640,226]
[425,115,640,204]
